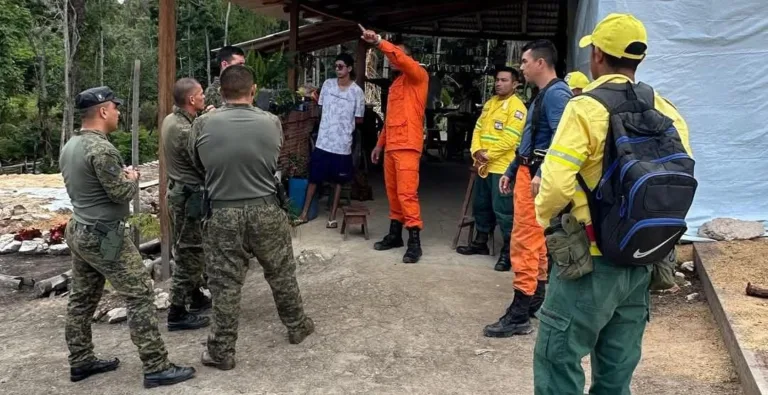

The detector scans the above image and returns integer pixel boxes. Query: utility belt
[168,179,204,220]
[75,220,125,262]
[516,149,548,175]
[209,195,278,209]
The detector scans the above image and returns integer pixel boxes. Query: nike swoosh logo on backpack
[633,231,681,259]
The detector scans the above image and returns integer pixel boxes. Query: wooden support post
[555,0,569,77]
[355,39,367,88]
[157,0,176,281]
[288,0,299,91]
[131,59,141,248]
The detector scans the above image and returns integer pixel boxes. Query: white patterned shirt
[315,79,365,155]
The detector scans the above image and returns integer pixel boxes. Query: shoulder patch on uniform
[105,163,121,176]
[514,110,524,120]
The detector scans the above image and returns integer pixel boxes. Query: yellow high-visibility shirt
[535,74,693,256]
[470,95,527,176]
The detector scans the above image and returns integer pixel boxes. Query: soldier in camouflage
[204,45,245,111]
[59,86,195,388]
[190,66,314,371]
[160,78,211,331]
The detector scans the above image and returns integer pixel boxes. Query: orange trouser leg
[384,151,404,223]
[386,150,423,229]
[511,166,548,296]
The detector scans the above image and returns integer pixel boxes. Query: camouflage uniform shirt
[204,77,223,109]
[160,106,203,186]
[59,129,137,225]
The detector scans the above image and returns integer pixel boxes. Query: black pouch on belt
[182,184,203,219]
[94,221,125,262]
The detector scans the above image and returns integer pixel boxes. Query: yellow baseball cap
[565,71,590,90]
[579,13,648,60]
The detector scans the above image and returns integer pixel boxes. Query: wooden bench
[452,166,495,254]
[340,205,370,240]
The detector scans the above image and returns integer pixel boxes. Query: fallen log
[139,238,161,255]
[745,282,768,299]
[0,274,35,290]
[34,270,73,298]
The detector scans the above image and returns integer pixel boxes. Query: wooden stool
[340,205,370,240]
[452,166,496,254]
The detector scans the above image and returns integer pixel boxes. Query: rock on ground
[48,243,69,255]
[0,240,22,254]
[699,218,765,241]
[19,240,41,255]
[154,292,170,310]
[106,307,127,324]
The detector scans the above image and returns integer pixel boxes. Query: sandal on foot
[326,220,338,229]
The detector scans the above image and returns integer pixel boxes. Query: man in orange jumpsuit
[362,25,429,264]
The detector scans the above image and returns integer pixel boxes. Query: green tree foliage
[1,0,283,168]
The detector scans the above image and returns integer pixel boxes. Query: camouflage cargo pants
[167,184,206,307]
[64,218,171,374]
[203,200,307,361]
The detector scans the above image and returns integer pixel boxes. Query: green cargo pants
[533,256,652,395]
[472,173,514,238]
[167,182,205,307]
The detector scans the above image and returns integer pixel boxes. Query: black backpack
[580,82,697,265]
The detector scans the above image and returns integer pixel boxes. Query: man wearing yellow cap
[564,71,590,95]
[457,66,526,271]
[533,14,693,394]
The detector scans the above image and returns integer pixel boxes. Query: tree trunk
[186,25,192,77]
[99,28,104,85]
[60,0,71,152]
[224,2,231,46]
[205,28,211,86]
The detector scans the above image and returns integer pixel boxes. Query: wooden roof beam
[521,0,528,34]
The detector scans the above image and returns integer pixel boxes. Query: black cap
[75,86,123,110]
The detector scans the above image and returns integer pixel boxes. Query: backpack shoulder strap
[583,81,655,113]
[529,78,565,146]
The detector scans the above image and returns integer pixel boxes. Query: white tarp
[570,0,768,237]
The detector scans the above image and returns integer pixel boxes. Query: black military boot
[402,228,423,264]
[483,290,534,337]
[167,304,211,332]
[143,364,196,388]
[374,220,404,251]
[188,288,212,313]
[70,358,120,382]
[456,231,490,255]
[493,236,511,271]
[529,280,547,318]
[201,351,236,371]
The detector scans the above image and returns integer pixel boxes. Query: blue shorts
[308,148,353,185]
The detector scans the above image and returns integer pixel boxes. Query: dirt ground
[0,163,744,394]
[704,239,768,351]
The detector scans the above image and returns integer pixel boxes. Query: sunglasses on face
[335,64,347,70]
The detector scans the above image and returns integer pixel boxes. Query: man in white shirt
[298,53,365,227]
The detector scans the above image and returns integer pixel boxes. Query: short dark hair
[390,36,412,56]
[220,65,254,100]
[217,46,245,64]
[173,78,200,106]
[603,52,642,72]
[494,66,521,81]
[335,53,354,68]
[522,39,558,68]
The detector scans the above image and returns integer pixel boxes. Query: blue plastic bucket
[288,178,319,220]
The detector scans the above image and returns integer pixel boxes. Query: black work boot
[188,288,212,313]
[493,236,511,271]
[529,280,547,318]
[70,358,120,382]
[167,304,211,332]
[402,228,423,264]
[456,231,490,255]
[374,220,405,251]
[143,364,196,388]
[483,290,534,337]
